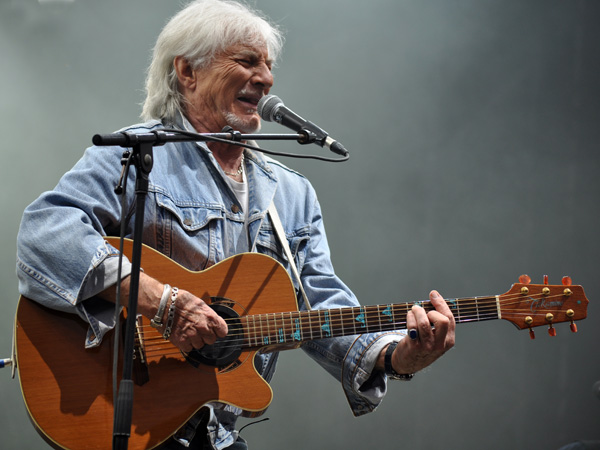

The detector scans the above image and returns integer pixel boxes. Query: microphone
[258,95,348,157]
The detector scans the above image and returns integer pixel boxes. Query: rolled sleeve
[342,331,406,416]
[77,240,132,348]
[17,234,131,348]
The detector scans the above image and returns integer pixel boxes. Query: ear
[173,56,197,90]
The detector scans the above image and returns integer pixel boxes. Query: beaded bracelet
[150,284,171,329]
[162,287,179,340]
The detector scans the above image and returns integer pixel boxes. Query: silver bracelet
[162,287,179,340]
[150,284,171,328]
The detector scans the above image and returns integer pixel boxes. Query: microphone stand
[91,128,310,450]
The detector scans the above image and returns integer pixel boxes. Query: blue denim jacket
[16,120,405,448]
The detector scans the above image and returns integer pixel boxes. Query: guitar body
[15,238,299,450]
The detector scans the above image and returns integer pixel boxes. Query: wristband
[150,284,171,329]
[162,287,179,340]
[384,341,414,381]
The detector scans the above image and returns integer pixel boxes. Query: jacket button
[183,219,193,226]
[231,204,241,214]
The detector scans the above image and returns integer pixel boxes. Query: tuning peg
[543,275,549,285]
[562,276,572,286]
[566,309,578,333]
[519,274,531,285]
[525,316,536,339]
[545,313,556,336]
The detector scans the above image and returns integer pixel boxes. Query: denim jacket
[16,120,405,448]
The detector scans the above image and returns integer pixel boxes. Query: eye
[236,58,253,67]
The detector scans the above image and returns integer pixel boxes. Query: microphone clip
[297,128,319,145]
[221,126,243,142]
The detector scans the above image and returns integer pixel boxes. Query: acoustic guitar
[14,237,589,449]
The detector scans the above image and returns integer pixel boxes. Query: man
[16,1,455,449]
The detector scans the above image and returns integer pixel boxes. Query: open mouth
[237,94,261,109]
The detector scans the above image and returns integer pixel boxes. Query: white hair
[141,0,284,122]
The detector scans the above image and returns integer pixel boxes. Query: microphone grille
[257,95,283,122]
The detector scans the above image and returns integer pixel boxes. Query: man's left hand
[389,290,456,375]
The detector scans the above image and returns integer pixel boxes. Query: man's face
[184,42,274,134]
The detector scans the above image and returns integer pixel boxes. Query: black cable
[159,128,349,163]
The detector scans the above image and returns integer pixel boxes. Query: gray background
[1,0,599,449]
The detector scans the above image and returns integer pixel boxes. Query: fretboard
[240,296,499,349]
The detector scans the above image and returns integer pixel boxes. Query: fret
[328,309,337,337]
[251,314,259,347]
[308,309,322,339]
[287,312,294,343]
[354,306,367,332]
[273,312,281,344]
[258,314,266,346]
[265,313,273,346]
[395,303,413,329]
[454,299,461,322]
[244,315,251,347]
[456,298,479,323]
[304,310,313,341]
[277,313,286,344]
[340,306,356,335]
[245,315,251,347]
[329,308,343,337]
[376,304,383,332]
[366,305,376,332]
[311,310,319,338]
[380,304,394,330]
[258,314,268,346]
[474,296,499,321]
[241,316,251,348]
[270,313,279,344]
[446,299,459,323]
[290,312,302,342]
[476,297,487,321]
[320,309,332,338]
[366,305,381,333]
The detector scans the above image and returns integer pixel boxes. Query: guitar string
[138,292,570,348]
[135,292,576,357]
[139,291,566,333]
[137,298,572,352]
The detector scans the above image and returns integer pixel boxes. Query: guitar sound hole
[184,300,243,369]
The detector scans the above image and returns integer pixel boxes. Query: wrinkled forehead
[219,41,274,65]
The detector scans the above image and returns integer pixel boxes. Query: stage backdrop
[0,1,598,449]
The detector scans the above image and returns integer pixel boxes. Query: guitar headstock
[499,275,589,339]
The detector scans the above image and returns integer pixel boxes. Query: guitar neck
[240,296,499,349]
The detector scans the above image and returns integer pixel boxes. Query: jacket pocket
[156,193,224,270]
[254,222,310,286]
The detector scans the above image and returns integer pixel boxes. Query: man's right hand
[101,272,228,352]
[163,287,229,352]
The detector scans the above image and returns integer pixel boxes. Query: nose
[252,62,274,93]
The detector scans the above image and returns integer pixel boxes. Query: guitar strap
[267,202,312,310]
